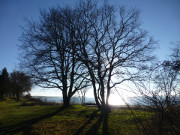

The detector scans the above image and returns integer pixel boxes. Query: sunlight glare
[109,94,125,105]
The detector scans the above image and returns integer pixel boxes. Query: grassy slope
[0,99,149,135]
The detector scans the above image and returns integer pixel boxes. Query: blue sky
[0,0,180,72]
[0,0,180,100]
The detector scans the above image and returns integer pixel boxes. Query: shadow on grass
[74,111,109,135]
[0,107,63,135]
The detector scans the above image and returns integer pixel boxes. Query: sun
[108,94,125,105]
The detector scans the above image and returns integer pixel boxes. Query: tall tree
[19,0,156,110]
[71,0,156,111]
[10,71,32,102]
[19,6,90,107]
[0,68,10,101]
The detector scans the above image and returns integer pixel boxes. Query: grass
[0,98,60,135]
[0,98,151,135]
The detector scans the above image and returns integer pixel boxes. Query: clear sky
[0,0,180,103]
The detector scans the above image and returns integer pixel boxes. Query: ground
[0,98,152,135]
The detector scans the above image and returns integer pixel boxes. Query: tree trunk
[63,97,70,108]
[88,69,101,109]
[100,104,111,113]
[0,93,4,101]
[16,92,20,102]
[62,80,70,108]
[158,107,164,135]
[94,88,101,109]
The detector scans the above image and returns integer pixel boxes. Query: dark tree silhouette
[19,5,90,107]
[10,71,32,102]
[19,0,156,110]
[70,0,156,112]
[163,41,180,72]
[134,42,180,135]
[0,75,2,101]
[0,68,10,101]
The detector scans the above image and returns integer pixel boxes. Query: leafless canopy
[20,6,90,107]
[133,42,180,135]
[68,0,156,110]
[19,0,156,109]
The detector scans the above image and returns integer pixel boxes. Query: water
[32,96,142,105]
[32,96,180,106]
[32,96,95,104]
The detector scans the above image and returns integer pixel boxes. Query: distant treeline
[0,68,32,102]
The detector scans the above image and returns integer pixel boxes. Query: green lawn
[0,98,150,135]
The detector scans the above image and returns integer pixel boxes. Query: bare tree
[19,0,156,110]
[134,42,180,135]
[77,88,89,104]
[19,6,90,108]
[71,0,156,112]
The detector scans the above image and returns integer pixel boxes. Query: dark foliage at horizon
[0,68,32,102]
